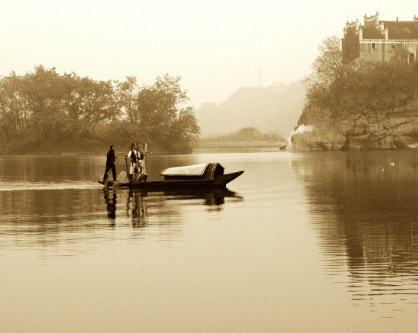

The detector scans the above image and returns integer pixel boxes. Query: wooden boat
[98,162,244,190]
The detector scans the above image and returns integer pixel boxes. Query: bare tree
[305,36,343,90]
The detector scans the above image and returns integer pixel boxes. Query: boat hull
[98,171,244,190]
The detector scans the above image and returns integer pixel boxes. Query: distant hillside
[195,82,305,138]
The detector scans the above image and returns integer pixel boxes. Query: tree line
[304,36,418,119]
[200,127,284,142]
[0,65,200,153]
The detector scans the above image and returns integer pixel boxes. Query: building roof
[362,21,418,40]
[362,27,385,39]
[382,21,418,39]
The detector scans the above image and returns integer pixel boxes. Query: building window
[372,43,376,50]
[392,43,396,49]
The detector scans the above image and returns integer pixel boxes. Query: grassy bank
[196,140,285,149]
[197,127,286,150]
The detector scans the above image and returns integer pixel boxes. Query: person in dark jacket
[103,145,117,182]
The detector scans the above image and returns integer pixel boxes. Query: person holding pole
[103,145,117,182]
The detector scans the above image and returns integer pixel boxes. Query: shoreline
[0,141,287,157]
[196,140,285,149]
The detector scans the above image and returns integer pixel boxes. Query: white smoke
[291,124,314,135]
[286,124,314,149]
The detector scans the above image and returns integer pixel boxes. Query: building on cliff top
[342,12,418,65]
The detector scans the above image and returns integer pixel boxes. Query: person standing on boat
[137,143,148,182]
[127,143,140,181]
[103,145,117,182]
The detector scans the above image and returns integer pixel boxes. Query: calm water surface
[1,150,418,332]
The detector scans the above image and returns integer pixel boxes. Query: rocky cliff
[290,101,418,151]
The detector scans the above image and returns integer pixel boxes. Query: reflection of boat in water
[136,187,243,206]
[99,163,244,190]
[103,187,243,222]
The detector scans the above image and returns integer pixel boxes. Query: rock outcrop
[290,102,418,151]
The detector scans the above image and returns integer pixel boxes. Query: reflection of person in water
[103,189,117,222]
[127,190,147,225]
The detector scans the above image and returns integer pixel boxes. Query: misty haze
[196,81,305,138]
[2,2,418,333]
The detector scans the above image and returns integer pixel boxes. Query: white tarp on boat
[160,163,210,176]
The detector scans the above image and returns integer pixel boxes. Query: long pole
[125,150,131,183]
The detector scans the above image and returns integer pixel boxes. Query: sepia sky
[1,0,417,108]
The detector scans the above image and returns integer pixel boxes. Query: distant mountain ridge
[195,81,306,138]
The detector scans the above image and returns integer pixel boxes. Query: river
[1,150,418,332]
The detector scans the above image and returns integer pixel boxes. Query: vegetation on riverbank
[198,127,285,149]
[0,66,199,155]
[301,36,418,124]
[291,36,418,151]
